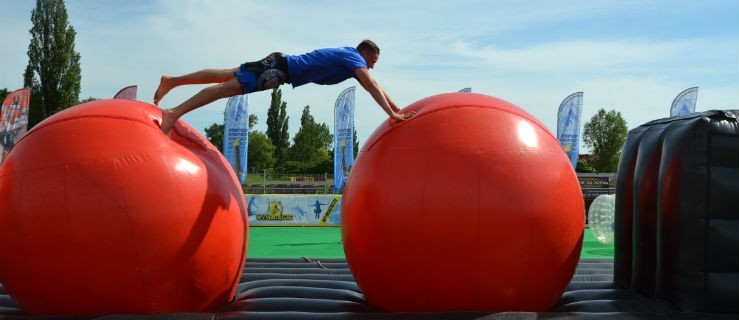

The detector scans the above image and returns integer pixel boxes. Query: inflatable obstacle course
[615,110,739,313]
[0,98,736,319]
[1,257,736,319]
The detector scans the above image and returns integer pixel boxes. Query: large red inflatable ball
[0,99,248,316]
[341,93,584,312]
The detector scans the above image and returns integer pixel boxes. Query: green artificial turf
[580,227,615,259]
[247,226,614,259]
[247,226,344,258]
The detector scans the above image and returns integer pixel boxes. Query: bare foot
[153,75,173,105]
[159,109,178,135]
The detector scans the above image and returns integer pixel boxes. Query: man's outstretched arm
[355,68,415,121]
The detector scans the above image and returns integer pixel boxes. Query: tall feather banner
[333,86,356,193]
[1,88,31,164]
[670,87,698,117]
[113,85,137,100]
[223,94,249,184]
[557,92,583,168]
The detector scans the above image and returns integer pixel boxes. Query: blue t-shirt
[286,47,367,88]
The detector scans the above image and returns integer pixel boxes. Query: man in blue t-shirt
[154,40,415,134]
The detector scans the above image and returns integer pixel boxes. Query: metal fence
[240,173,618,217]
[243,173,334,194]
[578,173,616,225]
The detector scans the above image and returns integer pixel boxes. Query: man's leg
[154,67,239,105]
[159,76,243,135]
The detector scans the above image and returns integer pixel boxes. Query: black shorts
[235,52,290,94]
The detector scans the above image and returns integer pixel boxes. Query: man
[154,40,415,134]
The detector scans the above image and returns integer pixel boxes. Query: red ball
[341,93,583,312]
[0,100,248,316]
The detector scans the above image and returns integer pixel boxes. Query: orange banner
[1,88,31,163]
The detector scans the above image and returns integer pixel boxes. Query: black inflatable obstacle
[615,110,739,313]
[2,257,737,319]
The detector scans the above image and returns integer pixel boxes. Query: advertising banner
[557,92,583,168]
[670,87,698,117]
[224,94,249,184]
[333,86,355,193]
[1,88,31,164]
[578,175,611,189]
[113,85,137,100]
[247,194,342,226]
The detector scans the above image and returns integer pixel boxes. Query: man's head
[357,39,380,69]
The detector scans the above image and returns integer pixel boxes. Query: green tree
[23,0,81,128]
[249,114,258,129]
[289,105,332,165]
[583,109,628,173]
[0,88,9,103]
[353,127,359,158]
[575,159,597,173]
[204,123,224,149]
[266,88,290,168]
[248,132,276,172]
[246,114,275,172]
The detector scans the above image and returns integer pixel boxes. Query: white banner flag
[224,94,249,184]
[333,87,356,193]
[670,87,698,117]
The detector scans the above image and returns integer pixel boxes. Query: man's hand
[392,111,416,121]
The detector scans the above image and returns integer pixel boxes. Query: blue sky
[1,0,737,151]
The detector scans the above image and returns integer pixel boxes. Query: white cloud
[449,39,692,72]
[2,0,737,153]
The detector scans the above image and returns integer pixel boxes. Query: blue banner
[223,94,249,184]
[333,87,356,193]
[247,194,342,226]
[670,87,698,117]
[557,92,583,168]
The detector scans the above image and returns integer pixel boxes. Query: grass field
[247,227,614,259]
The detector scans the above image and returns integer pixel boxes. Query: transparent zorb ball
[588,194,615,244]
